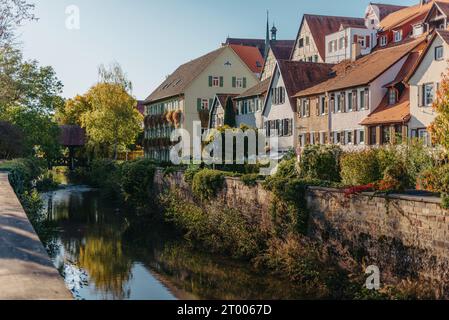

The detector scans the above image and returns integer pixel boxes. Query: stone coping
[0,173,72,300]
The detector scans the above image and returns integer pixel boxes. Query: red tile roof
[276,60,336,111]
[59,125,86,147]
[372,3,408,20]
[271,42,295,60]
[299,14,366,60]
[229,44,264,74]
[360,87,411,126]
[379,1,436,31]
[295,37,425,98]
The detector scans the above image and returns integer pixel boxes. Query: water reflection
[40,187,306,300]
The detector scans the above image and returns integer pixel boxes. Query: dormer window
[388,88,397,105]
[413,24,424,37]
[380,35,387,47]
[393,30,402,43]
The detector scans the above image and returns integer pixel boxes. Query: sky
[18,0,418,100]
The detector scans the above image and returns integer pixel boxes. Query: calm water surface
[40,186,306,300]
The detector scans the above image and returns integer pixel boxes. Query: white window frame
[435,46,444,61]
[201,99,209,110]
[393,30,402,43]
[423,83,435,106]
[236,78,243,88]
[380,35,387,47]
[212,76,220,87]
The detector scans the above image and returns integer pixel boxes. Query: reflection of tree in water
[76,226,133,300]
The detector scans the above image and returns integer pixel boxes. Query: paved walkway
[0,173,72,300]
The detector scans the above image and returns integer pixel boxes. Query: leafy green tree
[224,97,236,128]
[81,83,142,160]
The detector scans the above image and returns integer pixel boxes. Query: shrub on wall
[417,164,449,204]
[0,158,45,194]
[120,159,156,207]
[340,150,381,186]
[299,145,342,182]
[192,169,225,201]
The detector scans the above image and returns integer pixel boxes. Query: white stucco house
[407,30,449,143]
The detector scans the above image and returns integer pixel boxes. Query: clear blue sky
[19,0,417,100]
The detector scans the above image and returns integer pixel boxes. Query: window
[339,37,345,50]
[305,36,310,46]
[358,37,366,48]
[335,94,341,112]
[382,126,390,144]
[298,38,304,48]
[201,99,209,110]
[328,41,333,53]
[236,78,243,88]
[212,76,219,87]
[359,130,365,144]
[413,24,424,37]
[360,91,365,110]
[335,132,341,144]
[393,30,402,43]
[320,96,326,115]
[313,55,318,62]
[301,99,310,117]
[435,46,444,61]
[272,87,286,105]
[347,92,353,111]
[423,83,435,106]
[380,36,387,47]
[369,127,377,145]
[371,19,375,25]
[347,131,353,144]
[388,88,397,105]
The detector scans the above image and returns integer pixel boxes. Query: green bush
[192,169,225,201]
[184,164,202,186]
[299,145,342,182]
[340,150,381,186]
[417,164,449,194]
[120,159,156,207]
[0,158,45,194]
[241,173,261,187]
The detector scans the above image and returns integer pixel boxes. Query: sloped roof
[59,125,86,147]
[295,37,425,97]
[435,1,449,16]
[301,14,365,59]
[383,50,421,87]
[229,44,264,74]
[224,38,295,57]
[216,93,239,108]
[437,28,449,44]
[271,41,295,60]
[379,1,435,31]
[372,3,408,20]
[276,60,336,111]
[235,77,271,100]
[136,100,145,116]
[145,47,226,103]
[360,87,411,125]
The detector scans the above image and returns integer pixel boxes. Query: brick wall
[154,169,449,287]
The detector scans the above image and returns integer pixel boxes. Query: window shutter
[208,76,213,87]
[243,77,247,88]
[316,102,320,116]
[353,130,358,145]
[197,98,202,111]
[341,131,346,145]
[220,76,224,87]
[353,35,358,44]
[353,91,358,111]
[341,94,346,113]
[289,119,293,136]
[366,35,370,47]
[324,99,329,115]
[418,85,423,106]
[232,77,236,88]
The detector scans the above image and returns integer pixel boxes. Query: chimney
[351,42,362,61]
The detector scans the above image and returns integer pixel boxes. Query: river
[39,186,307,300]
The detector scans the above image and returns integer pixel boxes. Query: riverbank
[0,173,72,300]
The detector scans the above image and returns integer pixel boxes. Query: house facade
[407,30,449,143]
[364,3,407,30]
[209,94,238,129]
[143,45,260,161]
[234,78,270,129]
[325,25,376,63]
[291,14,365,63]
[263,60,334,153]
[377,1,433,48]
[295,39,424,150]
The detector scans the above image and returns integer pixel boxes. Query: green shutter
[220,76,224,87]
[197,98,202,111]
[208,76,213,87]
[243,77,247,88]
[232,77,236,88]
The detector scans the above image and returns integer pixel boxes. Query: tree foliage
[0,0,36,46]
[0,120,23,159]
[430,69,449,151]
[81,83,142,159]
[223,97,236,128]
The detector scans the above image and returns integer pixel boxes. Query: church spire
[264,10,270,59]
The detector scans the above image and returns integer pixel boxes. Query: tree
[0,47,64,163]
[55,94,91,126]
[429,69,449,150]
[0,0,36,46]
[81,83,142,160]
[223,97,236,128]
[0,121,24,159]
